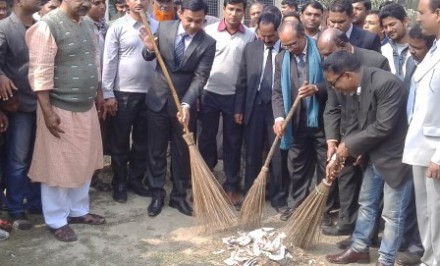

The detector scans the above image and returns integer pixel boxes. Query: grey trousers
[412,166,440,266]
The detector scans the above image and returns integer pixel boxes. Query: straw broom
[283,157,343,248]
[139,12,236,232]
[239,95,302,230]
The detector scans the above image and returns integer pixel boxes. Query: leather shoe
[148,196,164,217]
[226,192,241,211]
[322,212,332,226]
[396,252,421,266]
[274,205,289,214]
[326,248,370,264]
[280,208,294,221]
[337,237,353,250]
[128,179,151,197]
[322,224,353,236]
[169,199,193,216]
[113,183,127,203]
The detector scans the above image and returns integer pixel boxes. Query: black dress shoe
[113,183,127,203]
[396,252,421,266]
[169,199,193,216]
[148,197,164,217]
[128,179,152,197]
[326,248,370,264]
[274,205,289,214]
[280,208,294,221]
[337,237,353,250]
[322,224,354,236]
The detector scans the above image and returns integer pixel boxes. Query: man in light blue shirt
[102,0,158,203]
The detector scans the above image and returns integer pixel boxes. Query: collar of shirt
[264,40,281,53]
[217,19,245,34]
[345,23,353,39]
[389,39,409,53]
[294,39,308,61]
[177,22,196,39]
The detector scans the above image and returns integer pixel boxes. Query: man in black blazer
[272,21,328,220]
[324,51,413,266]
[327,0,381,53]
[234,12,286,212]
[317,28,390,237]
[142,0,216,217]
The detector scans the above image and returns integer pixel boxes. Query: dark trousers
[336,164,363,228]
[198,90,242,193]
[146,103,190,200]
[110,91,148,185]
[243,100,283,207]
[287,127,326,209]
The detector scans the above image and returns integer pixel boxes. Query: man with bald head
[318,27,389,237]
[273,21,328,221]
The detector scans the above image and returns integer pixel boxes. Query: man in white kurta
[26,0,105,242]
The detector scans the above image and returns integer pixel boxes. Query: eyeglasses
[329,72,345,88]
[281,41,298,49]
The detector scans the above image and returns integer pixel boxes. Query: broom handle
[139,11,189,133]
[262,95,302,169]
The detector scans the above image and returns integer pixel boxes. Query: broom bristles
[239,167,269,229]
[184,133,237,233]
[284,179,332,249]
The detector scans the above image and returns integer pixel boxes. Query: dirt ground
[0,162,380,266]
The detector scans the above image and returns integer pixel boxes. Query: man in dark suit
[142,0,215,217]
[272,21,327,220]
[317,28,390,237]
[324,51,413,266]
[327,0,381,53]
[234,12,286,212]
[0,0,43,230]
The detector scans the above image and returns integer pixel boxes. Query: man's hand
[336,142,350,158]
[177,106,190,126]
[327,140,338,161]
[298,80,318,98]
[96,90,106,120]
[273,120,285,138]
[105,98,118,117]
[43,110,64,138]
[0,75,18,100]
[139,27,158,51]
[0,111,8,132]
[427,161,440,179]
[234,113,243,125]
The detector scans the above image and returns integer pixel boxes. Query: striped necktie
[175,33,188,67]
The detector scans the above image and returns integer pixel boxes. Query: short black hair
[301,1,324,13]
[223,0,247,10]
[114,0,126,5]
[258,11,281,30]
[366,9,379,16]
[379,3,407,22]
[378,0,393,10]
[279,20,305,36]
[329,0,353,16]
[429,0,440,12]
[281,0,298,9]
[282,11,301,22]
[262,5,282,19]
[181,0,208,14]
[322,50,361,74]
[352,0,371,11]
[409,24,435,50]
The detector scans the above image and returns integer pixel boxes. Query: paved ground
[0,163,381,266]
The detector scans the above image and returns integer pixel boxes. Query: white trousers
[41,180,91,229]
[413,166,440,266]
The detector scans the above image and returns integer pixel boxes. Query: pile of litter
[216,228,293,265]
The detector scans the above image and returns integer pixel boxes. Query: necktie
[175,33,188,67]
[297,52,306,85]
[260,46,274,104]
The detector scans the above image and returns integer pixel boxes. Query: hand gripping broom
[139,12,236,232]
[239,95,302,230]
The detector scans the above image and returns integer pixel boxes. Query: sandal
[49,225,78,242]
[91,176,112,192]
[0,219,12,232]
[0,228,9,241]
[67,213,106,225]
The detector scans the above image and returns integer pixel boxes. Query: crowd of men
[0,0,439,265]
